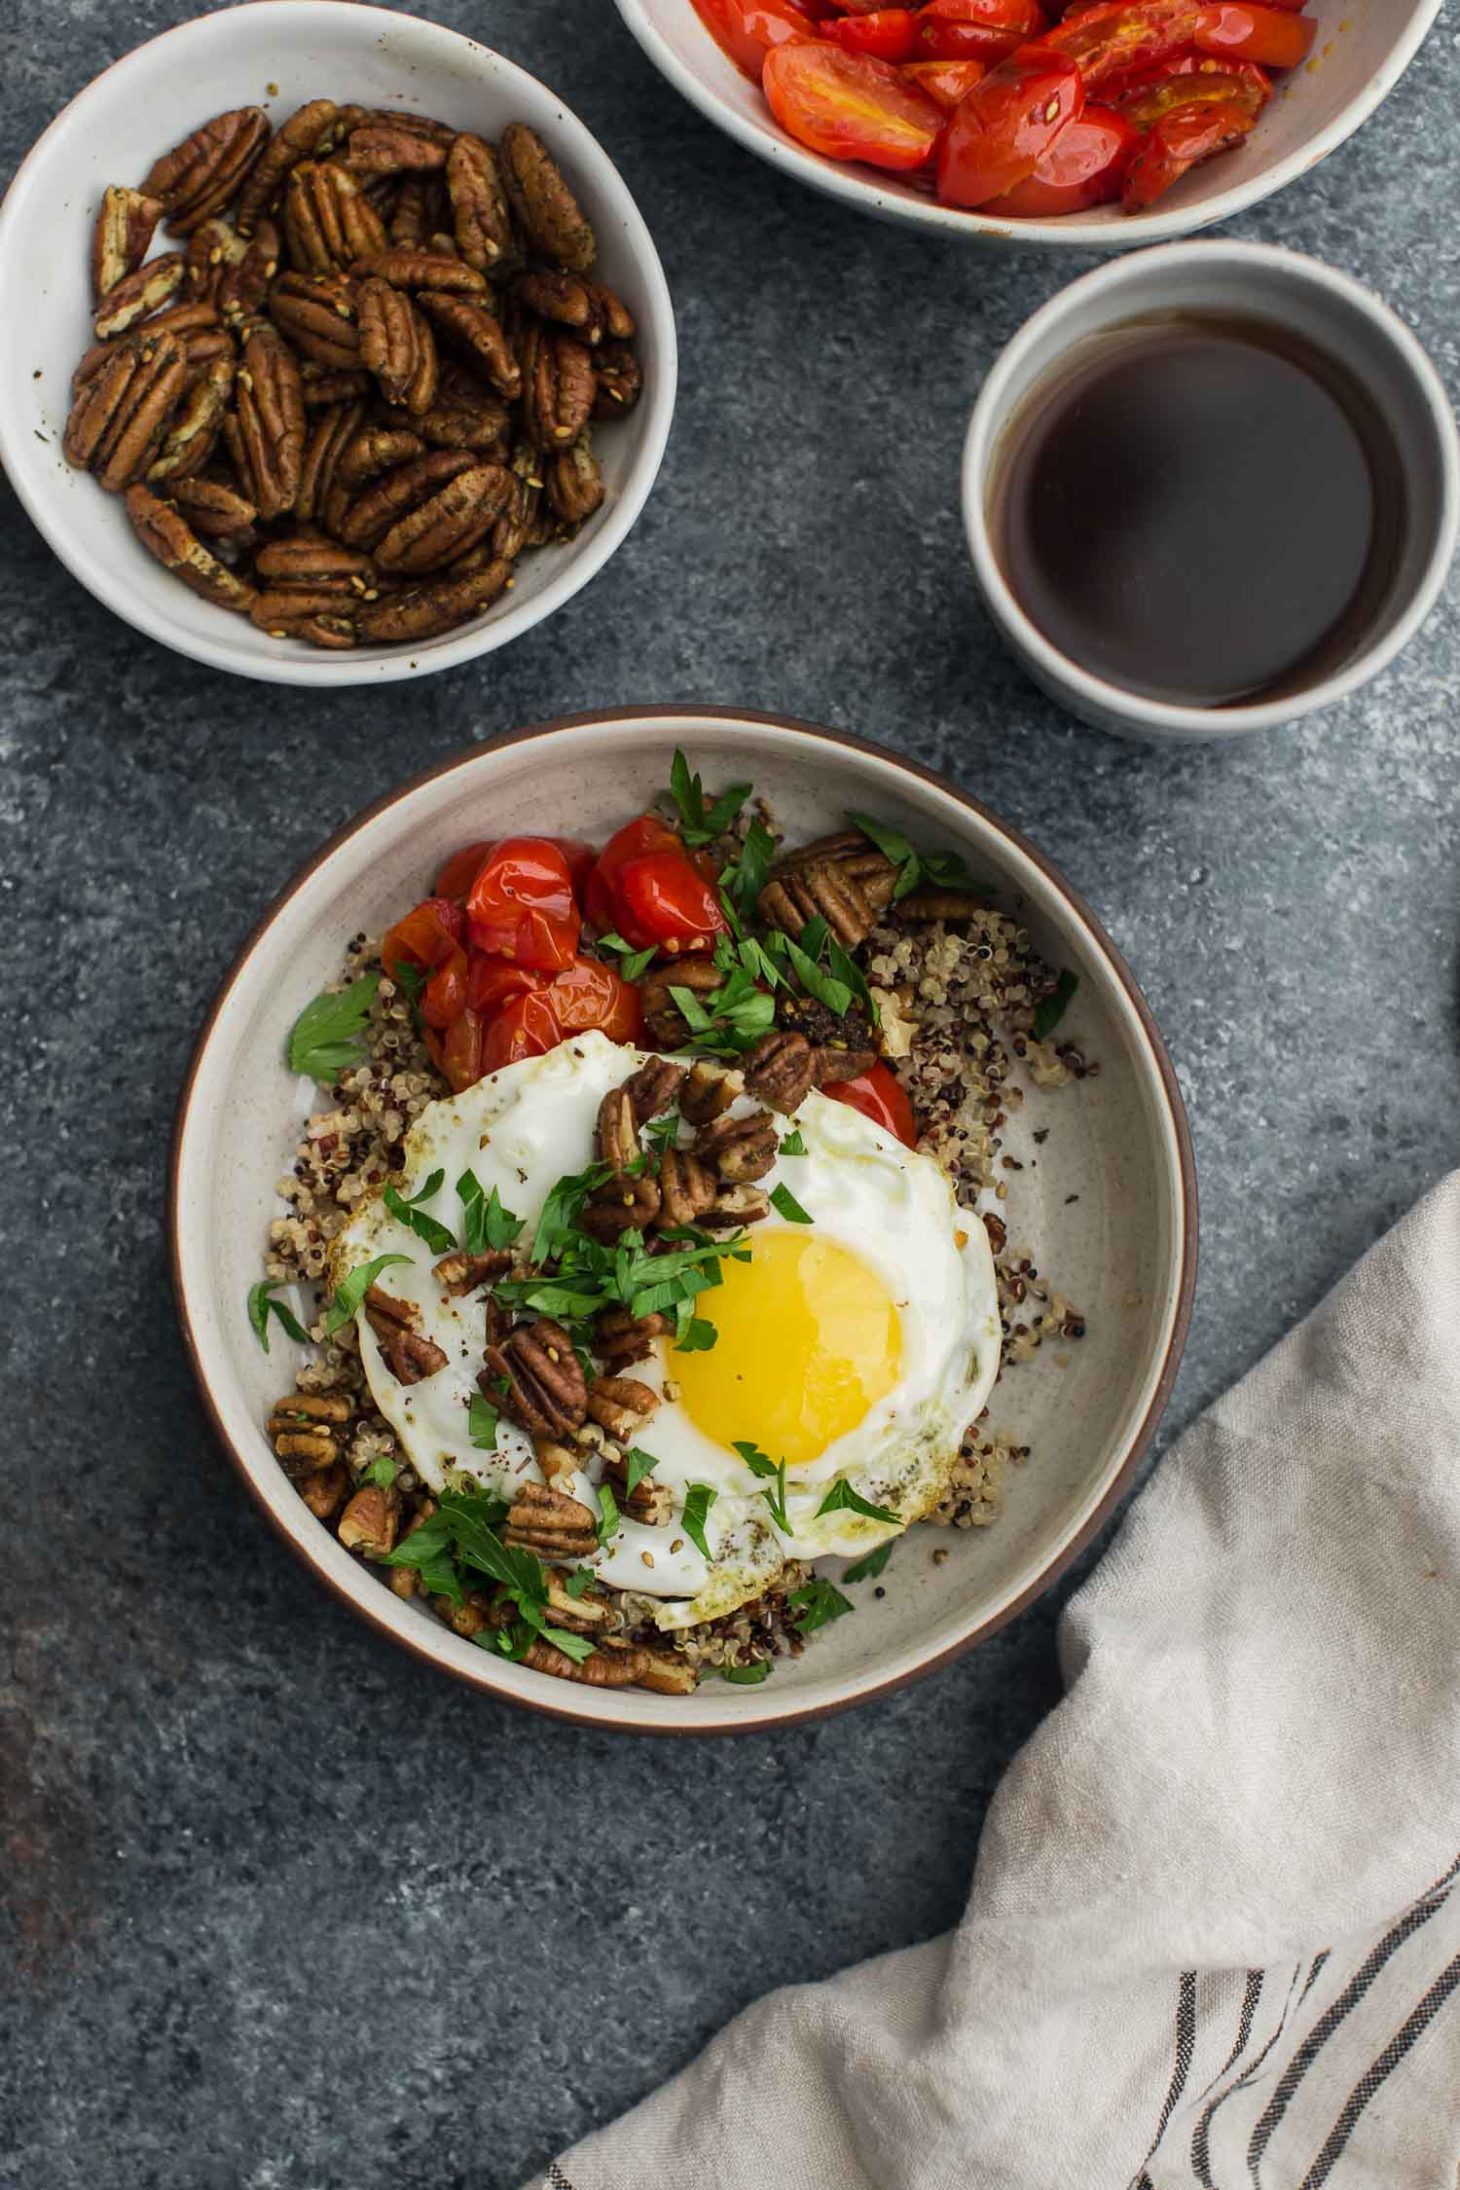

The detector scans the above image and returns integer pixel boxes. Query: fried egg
[332,1030,1001,1628]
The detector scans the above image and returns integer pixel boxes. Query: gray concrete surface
[2,3,1456,2184]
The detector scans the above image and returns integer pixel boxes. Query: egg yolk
[675,1231,902,1467]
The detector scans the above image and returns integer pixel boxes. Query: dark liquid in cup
[992,316,1406,709]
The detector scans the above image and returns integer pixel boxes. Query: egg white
[332,1030,1001,1627]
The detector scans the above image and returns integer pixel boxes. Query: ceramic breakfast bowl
[0,2,676,687]
[614,0,1440,248]
[171,707,1197,1732]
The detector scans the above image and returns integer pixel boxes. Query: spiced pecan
[432,1247,512,1294]
[283,160,387,273]
[436,1590,492,1638]
[499,123,595,273]
[364,1284,448,1384]
[759,858,882,951]
[701,1184,771,1231]
[253,534,376,592]
[416,371,512,455]
[522,1636,648,1688]
[679,1058,745,1125]
[544,1568,623,1635]
[490,440,544,559]
[218,220,281,324]
[775,829,900,899]
[513,270,630,345]
[336,424,428,492]
[416,291,520,399]
[388,172,444,247]
[358,276,438,413]
[593,1307,670,1371]
[345,122,450,175]
[811,1042,879,1085]
[895,885,987,922]
[64,331,186,485]
[143,107,269,232]
[92,252,186,339]
[147,352,234,482]
[299,1463,349,1522]
[621,1056,688,1125]
[373,461,510,575]
[235,99,339,234]
[532,1438,579,1489]
[594,340,643,422]
[636,1650,699,1694]
[336,448,475,548]
[595,1086,639,1173]
[91,185,164,298]
[546,437,603,527]
[337,1480,400,1558]
[354,247,487,295]
[586,1375,658,1442]
[169,474,258,546]
[694,1109,778,1184]
[250,591,360,647]
[580,1170,661,1243]
[270,270,361,369]
[126,483,256,611]
[234,321,306,520]
[640,958,724,1048]
[296,398,366,525]
[444,132,516,273]
[366,110,459,147]
[519,321,595,451]
[185,218,248,304]
[502,1480,597,1560]
[356,556,512,642]
[486,1317,587,1439]
[658,1145,717,1228]
[267,1390,351,1473]
[741,1029,815,1114]
[300,365,372,408]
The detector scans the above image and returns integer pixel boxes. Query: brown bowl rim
[168,704,1199,1735]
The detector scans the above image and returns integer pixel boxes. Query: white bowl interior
[173,712,1192,1731]
[615,0,1439,247]
[0,3,675,686]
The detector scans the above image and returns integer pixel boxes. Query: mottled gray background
[2,0,1456,2183]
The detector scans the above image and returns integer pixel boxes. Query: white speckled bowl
[614,0,1440,247]
[171,709,1196,1732]
[0,3,676,686]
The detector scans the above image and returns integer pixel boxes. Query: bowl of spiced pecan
[0,3,676,684]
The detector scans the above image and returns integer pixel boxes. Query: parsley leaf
[595,1480,621,1547]
[680,1482,717,1562]
[817,1479,898,1525]
[642,1111,682,1153]
[1032,969,1079,1040]
[669,749,751,849]
[598,932,656,982]
[468,1392,500,1450]
[287,973,379,1080]
[732,1440,791,1533]
[675,1316,718,1353]
[779,1127,806,1156]
[669,967,775,1058]
[721,1660,771,1685]
[247,1279,308,1353]
[846,813,983,905]
[457,1170,525,1256]
[718,817,777,929]
[323,1253,412,1335]
[842,1542,893,1585]
[384,1168,454,1256]
[362,1455,399,1489]
[622,1447,660,1500]
[767,928,853,1018]
[563,1567,598,1600]
[770,1182,813,1225]
[540,1625,596,1662]
[789,1577,852,1632]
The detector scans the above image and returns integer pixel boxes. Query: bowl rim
[960,240,1460,738]
[612,0,1442,249]
[0,0,678,688]
[168,704,1199,1734]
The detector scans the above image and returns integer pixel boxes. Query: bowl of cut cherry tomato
[615,0,1438,241]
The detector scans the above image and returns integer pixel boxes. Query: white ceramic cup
[962,241,1459,742]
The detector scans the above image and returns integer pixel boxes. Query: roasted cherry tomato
[584,814,685,932]
[762,40,947,169]
[823,1063,918,1148]
[937,45,1084,206]
[480,990,566,1074]
[434,840,493,901]
[464,954,547,1016]
[1111,50,1271,120]
[915,0,1048,61]
[1193,1,1314,67]
[614,851,730,953]
[380,895,466,982]
[822,5,921,60]
[420,947,469,1029]
[543,956,646,1042]
[441,1008,484,1094]
[980,102,1139,211]
[900,56,988,106]
[1122,93,1255,203]
[1045,0,1201,85]
[691,0,818,78]
[465,836,582,971]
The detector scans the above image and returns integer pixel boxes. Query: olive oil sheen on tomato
[993,318,1404,708]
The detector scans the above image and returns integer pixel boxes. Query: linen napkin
[533,1171,1460,2190]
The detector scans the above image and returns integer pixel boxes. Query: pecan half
[372,461,510,574]
[300,365,372,408]
[92,186,164,298]
[760,859,883,951]
[284,160,386,273]
[621,1056,688,1125]
[432,1247,512,1294]
[487,1317,587,1439]
[500,123,595,272]
[364,1284,448,1384]
[546,438,603,527]
[594,1306,670,1371]
[679,1058,745,1125]
[354,247,486,295]
[701,1184,771,1231]
[169,474,258,545]
[92,252,186,340]
[185,218,248,304]
[63,333,177,479]
[636,1649,699,1694]
[694,1110,779,1184]
[234,321,306,520]
[270,270,361,369]
[586,1375,659,1442]
[775,829,900,897]
[503,1480,597,1560]
[416,370,512,455]
[250,591,360,647]
[594,340,643,422]
[143,107,270,233]
[513,270,628,345]
[345,122,450,175]
[336,424,428,492]
[358,276,438,413]
[417,291,521,399]
[491,440,545,559]
[296,398,367,526]
[658,1145,717,1227]
[253,533,376,593]
[356,557,512,643]
[219,221,281,323]
[580,1170,661,1243]
[336,448,474,548]
[147,352,234,482]
[811,1042,879,1085]
[640,959,724,1048]
[388,172,444,247]
[299,1463,349,1522]
[519,322,595,451]
[741,1030,815,1114]
[267,1390,351,1474]
[895,885,986,922]
[522,1636,648,1687]
[235,99,340,234]
[337,1480,400,1558]
[595,1086,639,1173]
[444,133,515,273]
[543,1567,623,1635]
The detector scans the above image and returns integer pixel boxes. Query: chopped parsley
[846,812,984,904]
[467,1392,500,1450]
[817,1479,898,1525]
[598,932,656,982]
[766,927,853,1018]
[788,1577,852,1632]
[383,1168,455,1256]
[670,940,777,1057]
[456,1170,525,1257]
[595,1480,621,1547]
[362,1455,399,1489]
[621,1447,661,1500]
[668,749,751,848]
[563,1567,598,1600]
[720,1660,771,1685]
[246,1278,308,1353]
[778,1127,806,1156]
[674,1316,718,1353]
[287,972,379,1080]
[842,1542,893,1585]
[642,1111,683,1152]
[680,1482,717,1562]
[322,1253,412,1335]
[718,817,777,930]
[733,1440,790,1531]
[769,1182,812,1225]
[1032,969,1079,1040]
